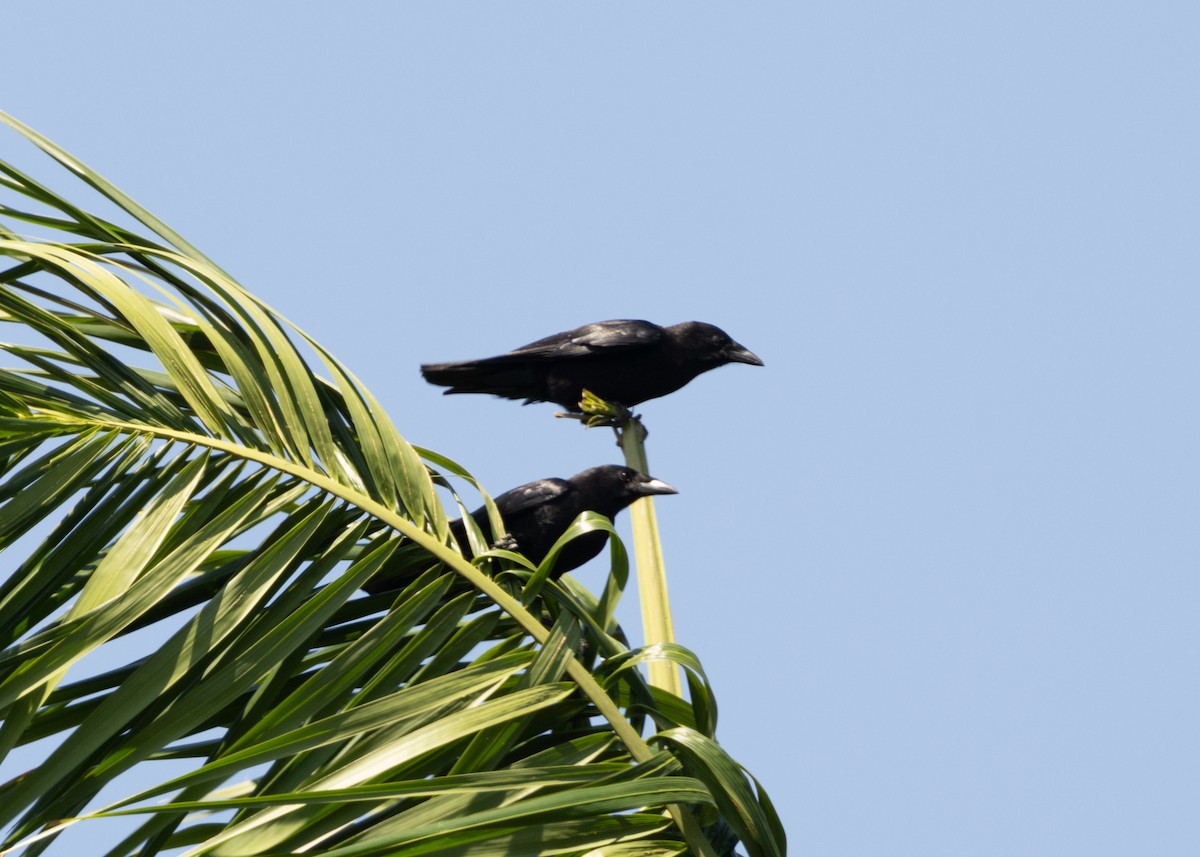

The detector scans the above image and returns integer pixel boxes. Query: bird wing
[491,477,571,516]
[507,320,663,359]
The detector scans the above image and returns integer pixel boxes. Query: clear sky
[5,3,1199,854]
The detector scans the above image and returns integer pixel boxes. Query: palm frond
[0,110,783,857]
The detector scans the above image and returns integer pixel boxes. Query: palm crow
[362,465,676,594]
[420,320,763,411]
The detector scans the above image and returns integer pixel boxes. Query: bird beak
[638,477,679,496]
[726,342,764,366]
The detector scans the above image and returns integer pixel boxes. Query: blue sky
[4,3,1199,854]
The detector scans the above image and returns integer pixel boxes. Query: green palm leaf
[0,110,783,857]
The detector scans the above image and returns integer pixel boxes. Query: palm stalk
[617,417,683,697]
[575,391,682,697]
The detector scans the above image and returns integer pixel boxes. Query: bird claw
[554,391,648,444]
[491,533,519,552]
[553,411,630,432]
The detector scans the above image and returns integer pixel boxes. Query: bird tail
[420,358,541,402]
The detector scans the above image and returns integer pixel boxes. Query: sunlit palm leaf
[0,111,782,857]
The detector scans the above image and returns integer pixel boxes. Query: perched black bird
[420,320,763,411]
[363,465,677,594]
[450,464,677,574]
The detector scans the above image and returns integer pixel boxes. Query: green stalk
[616,417,683,697]
[573,392,683,697]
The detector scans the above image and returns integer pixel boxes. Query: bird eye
[619,470,631,482]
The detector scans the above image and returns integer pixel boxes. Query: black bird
[363,465,677,594]
[420,320,763,411]
[450,464,677,574]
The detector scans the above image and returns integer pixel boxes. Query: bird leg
[554,408,624,442]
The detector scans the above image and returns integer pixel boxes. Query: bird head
[670,321,764,367]
[575,464,678,517]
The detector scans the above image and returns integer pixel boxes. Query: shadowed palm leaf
[0,111,784,857]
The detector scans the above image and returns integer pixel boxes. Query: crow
[363,465,677,594]
[420,320,763,411]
